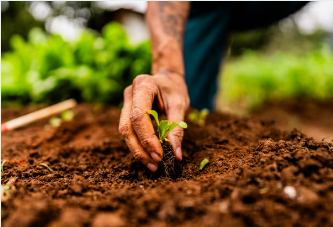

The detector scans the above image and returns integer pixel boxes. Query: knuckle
[124,86,132,96]
[118,121,131,138]
[171,101,186,111]
[141,81,157,92]
[133,75,150,86]
[133,151,145,162]
[171,128,184,139]
[141,137,152,148]
[130,106,144,123]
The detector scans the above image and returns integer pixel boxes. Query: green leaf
[178,121,188,129]
[188,111,199,123]
[167,122,180,133]
[165,121,187,137]
[160,121,188,141]
[188,109,209,126]
[61,110,74,121]
[200,109,209,119]
[199,158,209,170]
[39,163,55,173]
[147,110,159,125]
[158,120,169,141]
[50,117,62,127]
[148,110,188,141]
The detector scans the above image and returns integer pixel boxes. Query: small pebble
[284,186,297,199]
[259,188,268,194]
[219,201,229,213]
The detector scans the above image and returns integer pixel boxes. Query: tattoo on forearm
[158,2,190,46]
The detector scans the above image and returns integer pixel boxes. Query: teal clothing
[184,2,308,110]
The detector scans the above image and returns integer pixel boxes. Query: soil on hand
[1,104,333,227]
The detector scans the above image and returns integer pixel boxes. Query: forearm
[146,1,190,75]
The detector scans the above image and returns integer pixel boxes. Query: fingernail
[175,147,182,160]
[147,163,158,172]
[151,152,162,162]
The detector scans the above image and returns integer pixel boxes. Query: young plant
[1,177,17,202]
[148,110,187,178]
[188,109,209,126]
[1,184,14,202]
[147,110,187,142]
[50,117,62,127]
[1,160,6,173]
[45,110,74,130]
[199,158,209,170]
[61,110,74,121]
[39,163,55,173]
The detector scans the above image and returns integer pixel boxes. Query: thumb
[166,106,186,161]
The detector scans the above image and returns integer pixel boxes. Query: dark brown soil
[158,141,182,179]
[252,99,333,141]
[1,104,333,227]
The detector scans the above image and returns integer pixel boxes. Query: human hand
[119,70,190,172]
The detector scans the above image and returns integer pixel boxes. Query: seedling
[199,158,209,170]
[148,110,187,178]
[39,163,55,173]
[44,117,61,130]
[45,110,74,130]
[148,110,187,142]
[49,117,62,127]
[1,184,14,202]
[61,110,74,121]
[1,160,6,173]
[1,177,17,202]
[188,109,209,126]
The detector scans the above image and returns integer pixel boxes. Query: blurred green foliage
[1,1,126,53]
[229,25,328,57]
[1,2,43,53]
[1,22,151,105]
[2,9,333,112]
[218,44,333,114]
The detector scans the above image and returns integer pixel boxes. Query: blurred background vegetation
[1,1,151,106]
[218,24,333,115]
[1,1,333,113]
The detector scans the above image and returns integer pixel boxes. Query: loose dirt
[1,104,333,227]
[252,99,333,141]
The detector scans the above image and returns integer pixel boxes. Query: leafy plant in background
[218,44,333,114]
[61,110,74,121]
[49,117,62,128]
[44,110,75,130]
[1,22,152,106]
[188,109,209,126]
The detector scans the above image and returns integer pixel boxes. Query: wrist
[157,68,185,82]
[151,38,185,75]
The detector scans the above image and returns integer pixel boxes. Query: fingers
[131,75,164,161]
[166,103,187,161]
[119,86,158,172]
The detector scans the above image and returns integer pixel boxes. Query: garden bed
[252,99,333,141]
[1,104,333,227]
